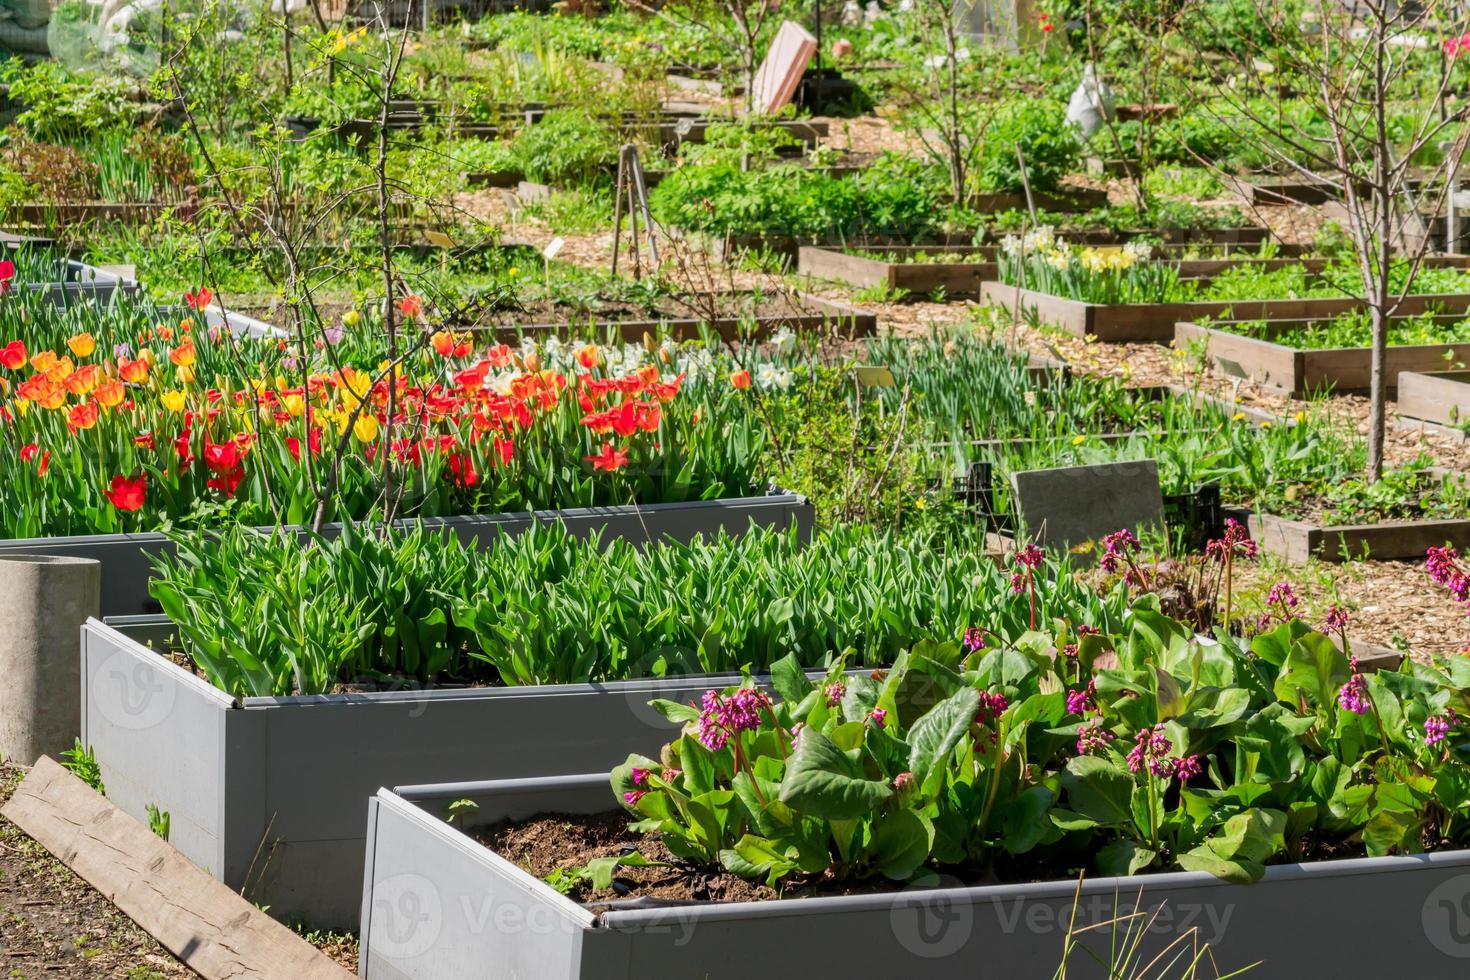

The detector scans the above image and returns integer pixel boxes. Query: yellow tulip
[68,333,96,358]
[284,393,305,417]
[177,365,195,385]
[343,309,361,328]
[161,390,187,412]
[353,413,380,444]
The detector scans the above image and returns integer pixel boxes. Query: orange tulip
[67,333,96,358]
[65,364,102,396]
[118,358,149,383]
[68,400,99,431]
[95,379,125,408]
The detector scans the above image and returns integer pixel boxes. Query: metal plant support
[611,144,660,280]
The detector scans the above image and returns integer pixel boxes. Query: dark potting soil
[471,810,1458,910]
[472,811,1081,909]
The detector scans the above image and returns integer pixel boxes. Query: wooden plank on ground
[1,756,354,980]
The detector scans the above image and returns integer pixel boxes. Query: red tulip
[585,441,629,472]
[184,287,214,311]
[105,474,147,512]
[207,467,244,498]
[20,443,50,477]
[0,340,24,370]
[0,259,15,295]
[203,440,243,474]
[447,452,478,488]
[730,369,751,390]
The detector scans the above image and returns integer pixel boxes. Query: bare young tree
[159,0,460,533]
[888,0,1000,206]
[1080,0,1196,212]
[1186,0,1470,481]
[629,0,777,115]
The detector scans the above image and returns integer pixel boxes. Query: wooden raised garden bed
[1174,307,1470,395]
[1240,509,1470,562]
[983,282,1470,343]
[1397,369,1470,427]
[970,187,1110,212]
[803,248,1332,298]
[457,290,876,342]
[1230,173,1431,206]
[358,773,1470,978]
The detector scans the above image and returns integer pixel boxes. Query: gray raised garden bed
[81,533,819,930]
[1174,312,1470,395]
[26,260,141,305]
[0,491,812,619]
[1398,370,1470,427]
[983,281,1470,343]
[359,773,1470,979]
[1239,509,1470,562]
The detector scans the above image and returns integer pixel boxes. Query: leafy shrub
[513,109,618,187]
[648,152,941,239]
[610,609,1470,888]
[976,99,1080,194]
[0,59,141,140]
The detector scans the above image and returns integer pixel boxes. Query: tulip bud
[892,771,916,804]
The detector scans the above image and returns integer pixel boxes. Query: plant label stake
[543,236,564,292]
[854,365,896,388]
[1215,356,1250,381]
[611,145,660,281]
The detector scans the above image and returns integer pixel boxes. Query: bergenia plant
[608,601,1470,889]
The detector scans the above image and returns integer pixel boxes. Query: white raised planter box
[81,528,821,930]
[4,492,813,617]
[360,774,1470,978]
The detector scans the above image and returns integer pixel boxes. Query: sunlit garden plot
[4,2,1470,978]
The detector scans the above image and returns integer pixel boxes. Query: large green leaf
[780,728,893,819]
[719,834,799,886]
[871,808,934,880]
[906,688,981,785]
[1060,756,1134,828]
[1097,839,1157,876]
[1272,629,1349,711]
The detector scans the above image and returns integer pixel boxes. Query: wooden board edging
[1,757,353,980]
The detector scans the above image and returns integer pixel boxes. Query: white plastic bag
[1065,63,1115,142]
